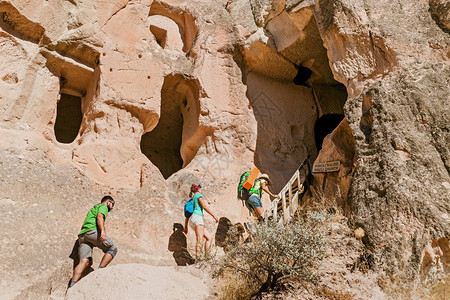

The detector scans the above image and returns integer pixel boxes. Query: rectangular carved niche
[54,93,82,143]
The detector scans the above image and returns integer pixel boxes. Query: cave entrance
[54,93,83,144]
[140,75,201,179]
[141,86,184,179]
[293,65,312,86]
[42,40,98,145]
[314,114,344,151]
[233,4,351,190]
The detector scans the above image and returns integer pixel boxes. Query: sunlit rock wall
[0,0,448,299]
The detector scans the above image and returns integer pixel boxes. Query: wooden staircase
[262,158,310,224]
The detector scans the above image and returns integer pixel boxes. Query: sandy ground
[66,264,214,300]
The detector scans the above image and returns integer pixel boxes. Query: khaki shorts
[189,214,204,229]
[78,230,116,260]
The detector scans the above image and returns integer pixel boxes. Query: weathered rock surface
[261,214,385,299]
[430,0,450,31]
[314,0,450,296]
[0,0,448,299]
[66,264,211,300]
[346,63,450,295]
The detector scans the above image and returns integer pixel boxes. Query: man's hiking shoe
[244,222,255,235]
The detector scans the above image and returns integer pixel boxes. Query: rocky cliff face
[316,0,450,295]
[0,0,448,299]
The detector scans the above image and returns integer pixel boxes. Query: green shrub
[218,210,330,297]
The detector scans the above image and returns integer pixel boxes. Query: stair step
[262,158,309,223]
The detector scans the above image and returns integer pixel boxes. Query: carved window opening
[54,93,83,144]
[140,75,201,179]
[150,25,167,48]
[293,65,312,86]
[314,114,344,151]
[148,1,198,54]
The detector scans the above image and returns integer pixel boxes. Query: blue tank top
[192,193,204,216]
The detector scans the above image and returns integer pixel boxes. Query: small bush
[217,210,330,297]
[218,270,260,300]
[316,287,354,300]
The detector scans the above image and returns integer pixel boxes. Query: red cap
[191,184,201,192]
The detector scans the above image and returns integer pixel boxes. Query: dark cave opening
[140,76,186,179]
[54,93,83,144]
[233,4,351,191]
[314,114,344,151]
[293,65,312,86]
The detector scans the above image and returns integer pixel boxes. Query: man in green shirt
[69,196,117,287]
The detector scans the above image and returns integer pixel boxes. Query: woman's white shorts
[189,214,205,229]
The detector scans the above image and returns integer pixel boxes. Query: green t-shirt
[250,179,268,197]
[192,193,204,216]
[79,203,109,235]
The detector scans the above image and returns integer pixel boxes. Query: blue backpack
[184,199,194,218]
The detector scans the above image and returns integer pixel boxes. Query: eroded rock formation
[0,0,448,299]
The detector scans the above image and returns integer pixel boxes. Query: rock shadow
[0,2,45,43]
[168,223,194,266]
[215,217,232,248]
[215,217,245,253]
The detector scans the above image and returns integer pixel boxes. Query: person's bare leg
[72,258,89,283]
[99,252,113,268]
[203,228,212,257]
[254,207,264,221]
[194,225,205,257]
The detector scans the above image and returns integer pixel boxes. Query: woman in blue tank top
[184,184,219,258]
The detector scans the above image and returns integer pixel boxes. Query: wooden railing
[262,158,310,224]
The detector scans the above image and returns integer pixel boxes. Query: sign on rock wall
[312,161,340,173]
